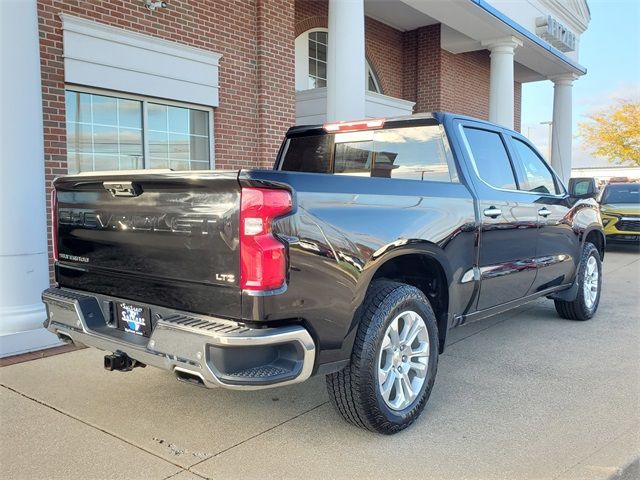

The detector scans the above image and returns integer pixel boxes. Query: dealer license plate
[116,302,152,337]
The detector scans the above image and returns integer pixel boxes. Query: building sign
[535,15,576,52]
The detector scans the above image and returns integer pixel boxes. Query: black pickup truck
[44,112,604,434]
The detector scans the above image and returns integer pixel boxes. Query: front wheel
[554,242,602,321]
[326,281,439,434]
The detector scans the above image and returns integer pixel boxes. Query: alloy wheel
[377,310,430,411]
[583,255,599,309]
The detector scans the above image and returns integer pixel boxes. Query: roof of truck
[286,111,511,137]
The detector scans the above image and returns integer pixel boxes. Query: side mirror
[568,177,597,199]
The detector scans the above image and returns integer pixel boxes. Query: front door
[507,135,578,291]
[458,123,539,311]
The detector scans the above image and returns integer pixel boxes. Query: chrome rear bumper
[42,288,315,390]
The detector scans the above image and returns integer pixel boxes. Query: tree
[578,100,640,166]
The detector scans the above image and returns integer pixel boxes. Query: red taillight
[51,188,58,262]
[240,187,292,291]
[323,118,384,133]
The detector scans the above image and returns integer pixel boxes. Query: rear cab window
[279,123,457,183]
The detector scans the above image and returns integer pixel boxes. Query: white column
[481,36,522,129]
[0,0,59,356]
[550,74,577,183]
[327,0,365,121]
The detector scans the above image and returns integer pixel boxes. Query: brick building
[0,0,590,355]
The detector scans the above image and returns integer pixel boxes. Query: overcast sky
[521,0,640,167]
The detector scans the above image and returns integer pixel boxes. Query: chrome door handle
[538,208,552,217]
[483,207,502,218]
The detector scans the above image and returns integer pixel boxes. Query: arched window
[367,62,381,93]
[295,28,382,94]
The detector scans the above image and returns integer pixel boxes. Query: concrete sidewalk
[1,246,638,480]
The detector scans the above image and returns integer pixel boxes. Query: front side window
[463,127,517,190]
[65,90,211,174]
[511,138,558,194]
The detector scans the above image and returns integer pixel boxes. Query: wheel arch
[356,244,453,354]
[583,227,605,261]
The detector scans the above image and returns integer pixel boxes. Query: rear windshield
[601,183,640,204]
[280,125,456,182]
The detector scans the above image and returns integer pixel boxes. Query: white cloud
[576,82,640,114]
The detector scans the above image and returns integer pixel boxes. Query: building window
[65,90,212,174]
[308,31,328,89]
[295,28,382,94]
[367,63,382,94]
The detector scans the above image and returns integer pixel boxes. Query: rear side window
[462,127,517,190]
[510,138,559,195]
[281,125,454,182]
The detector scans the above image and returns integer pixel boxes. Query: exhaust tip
[174,368,206,387]
[56,332,74,345]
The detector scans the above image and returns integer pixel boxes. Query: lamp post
[540,120,553,162]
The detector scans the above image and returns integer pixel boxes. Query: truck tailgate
[53,171,241,319]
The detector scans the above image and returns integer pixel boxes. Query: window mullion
[116,98,121,170]
[142,99,149,170]
[90,95,96,171]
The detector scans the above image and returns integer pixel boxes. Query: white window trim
[65,85,215,170]
[61,14,221,107]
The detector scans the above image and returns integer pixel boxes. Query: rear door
[457,122,539,311]
[54,171,242,318]
[506,135,578,292]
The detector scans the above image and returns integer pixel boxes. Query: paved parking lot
[1,246,638,480]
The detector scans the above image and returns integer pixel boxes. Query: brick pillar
[414,24,441,113]
[256,0,296,167]
[402,29,417,104]
[514,81,522,132]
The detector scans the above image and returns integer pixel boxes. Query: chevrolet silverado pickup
[43,112,605,434]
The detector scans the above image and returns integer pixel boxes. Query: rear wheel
[326,281,439,434]
[554,242,602,321]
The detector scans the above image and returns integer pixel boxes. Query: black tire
[326,280,439,434]
[554,242,602,321]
